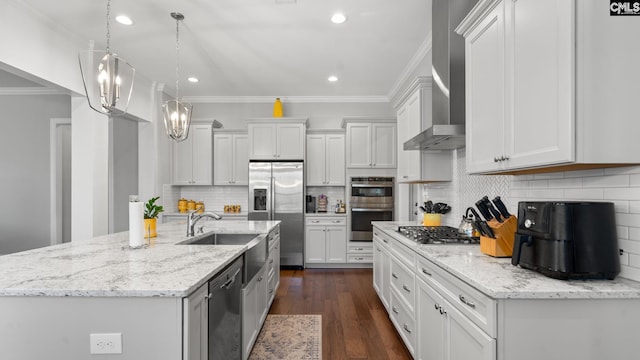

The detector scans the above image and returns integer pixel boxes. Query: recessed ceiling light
[331,13,347,24]
[187,77,199,83]
[328,75,338,82]
[115,15,133,25]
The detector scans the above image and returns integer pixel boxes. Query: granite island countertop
[0,220,280,298]
[372,221,640,300]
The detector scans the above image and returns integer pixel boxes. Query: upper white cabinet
[394,77,452,182]
[458,0,640,174]
[213,131,248,186]
[247,118,308,160]
[306,130,345,186]
[173,123,213,185]
[343,118,397,169]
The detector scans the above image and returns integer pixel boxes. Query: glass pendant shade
[79,50,135,116]
[162,99,193,142]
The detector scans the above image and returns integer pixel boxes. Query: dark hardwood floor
[269,268,412,360]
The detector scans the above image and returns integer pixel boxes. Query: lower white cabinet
[417,277,495,360]
[242,227,280,360]
[183,282,209,360]
[373,232,391,310]
[305,217,347,265]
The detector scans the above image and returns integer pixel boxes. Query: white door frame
[50,118,71,245]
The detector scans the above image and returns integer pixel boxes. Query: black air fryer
[511,201,620,280]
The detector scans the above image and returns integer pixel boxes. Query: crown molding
[182,95,390,104]
[390,76,433,110]
[0,87,68,96]
[387,33,433,103]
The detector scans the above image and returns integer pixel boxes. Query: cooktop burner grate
[397,226,480,245]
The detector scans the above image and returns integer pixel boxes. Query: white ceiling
[15,0,431,99]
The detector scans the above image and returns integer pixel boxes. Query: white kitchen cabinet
[247,118,308,160]
[183,282,208,360]
[343,118,397,169]
[394,78,452,182]
[304,216,347,265]
[417,277,495,360]
[267,231,280,306]
[373,230,391,311]
[173,123,213,185]
[213,131,248,185]
[306,131,345,186]
[458,0,640,174]
[242,264,267,360]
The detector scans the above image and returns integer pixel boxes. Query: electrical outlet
[90,333,122,354]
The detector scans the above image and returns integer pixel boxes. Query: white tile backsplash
[162,185,248,213]
[421,149,640,281]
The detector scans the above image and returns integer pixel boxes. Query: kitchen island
[372,221,640,360]
[0,220,280,359]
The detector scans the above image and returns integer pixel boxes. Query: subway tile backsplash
[422,149,640,281]
[162,185,248,213]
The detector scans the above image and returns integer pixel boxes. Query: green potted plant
[143,196,164,238]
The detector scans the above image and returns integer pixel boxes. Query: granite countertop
[0,220,279,298]
[372,221,640,300]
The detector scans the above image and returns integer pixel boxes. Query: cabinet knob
[439,307,446,315]
[392,273,398,279]
[392,306,399,314]
[434,303,439,311]
[403,324,412,334]
[402,284,411,293]
[493,157,500,163]
[421,268,432,276]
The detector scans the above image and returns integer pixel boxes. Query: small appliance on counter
[511,201,620,280]
[306,195,316,213]
[317,194,328,213]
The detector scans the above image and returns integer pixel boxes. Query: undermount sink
[177,233,259,246]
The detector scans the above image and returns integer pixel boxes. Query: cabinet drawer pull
[434,303,439,311]
[403,324,412,334]
[402,285,411,293]
[355,257,364,261]
[392,273,398,279]
[258,277,263,282]
[311,220,320,223]
[269,259,274,264]
[392,306,399,314]
[332,220,342,223]
[421,268,432,276]
[439,307,447,315]
[459,295,476,308]
[355,247,364,251]
[383,239,388,243]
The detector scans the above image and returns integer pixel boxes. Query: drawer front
[390,237,416,269]
[347,255,373,263]
[390,256,416,312]
[417,255,496,337]
[390,289,416,355]
[348,243,373,254]
[306,217,345,226]
[372,227,391,249]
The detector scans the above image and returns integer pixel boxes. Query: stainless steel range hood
[404,0,477,151]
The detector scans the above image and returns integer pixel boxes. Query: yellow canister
[423,213,442,226]
[196,201,204,213]
[178,198,187,213]
[187,200,196,211]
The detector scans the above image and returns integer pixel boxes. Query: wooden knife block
[480,215,517,257]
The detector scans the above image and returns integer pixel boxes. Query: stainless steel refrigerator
[248,162,304,268]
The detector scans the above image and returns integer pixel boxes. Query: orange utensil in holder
[480,215,517,257]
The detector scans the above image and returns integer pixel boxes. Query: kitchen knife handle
[482,196,503,222]
[492,196,511,218]
[475,200,492,221]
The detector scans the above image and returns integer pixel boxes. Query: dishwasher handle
[220,267,242,289]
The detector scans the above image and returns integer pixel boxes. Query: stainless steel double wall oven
[350,177,394,241]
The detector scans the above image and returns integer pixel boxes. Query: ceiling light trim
[183,95,390,104]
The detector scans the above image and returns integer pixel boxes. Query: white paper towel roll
[129,200,144,248]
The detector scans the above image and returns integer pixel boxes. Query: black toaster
[511,201,620,280]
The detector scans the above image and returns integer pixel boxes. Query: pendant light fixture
[78,0,135,115]
[162,12,193,142]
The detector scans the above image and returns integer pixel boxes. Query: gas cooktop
[397,226,480,245]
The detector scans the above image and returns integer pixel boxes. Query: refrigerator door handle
[270,176,275,220]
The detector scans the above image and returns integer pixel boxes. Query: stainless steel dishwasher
[209,256,244,360]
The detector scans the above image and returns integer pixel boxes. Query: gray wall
[0,94,71,254]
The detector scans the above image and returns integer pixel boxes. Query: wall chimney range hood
[404,0,477,151]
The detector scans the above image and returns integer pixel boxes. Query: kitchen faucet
[187,207,222,236]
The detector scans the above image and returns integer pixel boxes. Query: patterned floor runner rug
[248,314,322,360]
